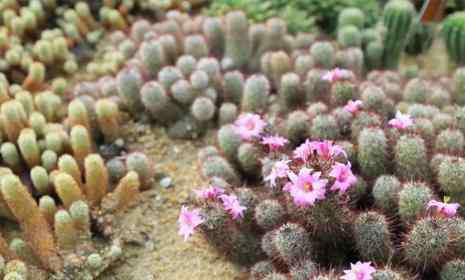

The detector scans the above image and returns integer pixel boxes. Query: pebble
[160,177,173,189]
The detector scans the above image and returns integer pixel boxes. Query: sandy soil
[97,122,246,280]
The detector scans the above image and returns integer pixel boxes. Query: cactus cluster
[167,10,465,277]
[0,64,154,278]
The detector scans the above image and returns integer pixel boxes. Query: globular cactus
[310,41,335,69]
[203,17,225,58]
[116,68,144,115]
[337,25,362,48]
[217,124,242,161]
[435,129,464,155]
[440,259,465,280]
[442,12,465,65]
[289,259,318,280]
[438,157,465,203]
[338,8,365,29]
[223,71,244,105]
[126,152,153,190]
[184,35,209,59]
[218,103,238,125]
[237,143,261,178]
[254,200,286,231]
[373,175,402,214]
[250,260,275,279]
[261,51,292,89]
[284,110,311,144]
[191,97,216,122]
[241,75,270,113]
[358,128,388,178]
[141,39,167,78]
[394,135,430,181]
[141,81,182,124]
[272,223,311,264]
[222,11,251,70]
[403,217,450,270]
[382,0,415,69]
[278,73,303,113]
[353,211,394,263]
[398,182,433,224]
[310,114,340,140]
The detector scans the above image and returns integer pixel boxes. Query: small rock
[160,177,173,189]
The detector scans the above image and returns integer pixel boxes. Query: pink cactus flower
[388,111,413,130]
[264,160,291,187]
[284,168,327,207]
[427,199,460,218]
[194,186,225,200]
[344,100,363,114]
[293,139,314,162]
[322,68,353,82]
[261,135,289,151]
[311,140,347,161]
[219,194,247,220]
[178,206,204,241]
[329,162,357,193]
[341,261,376,280]
[233,113,266,141]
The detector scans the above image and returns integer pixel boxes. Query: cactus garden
[1,0,465,279]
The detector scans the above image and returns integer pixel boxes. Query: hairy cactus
[353,211,393,263]
[358,128,388,178]
[223,11,251,70]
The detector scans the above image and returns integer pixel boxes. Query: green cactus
[398,182,433,225]
[353,211,393,263]
[440,259,465,280]
[442,12,465,65]
[372,175,402,214]
[237,143,261,177]
[285,110,311,144]
[403,217,450,270]
[191,97,216,122]
[141,40,167,78]
[358,128,388,178]
[241,75,270,113]
[273,223,311,264]
[116,68,144,115]
[223,11,251,70]
[310,41,335,69]
[394,135,430,181]
[337,25,362,48]
[218,103,238,125]
[382,0,415,69]
[310,114,340,140]
[254,200,286,231]
[250,260,275,280]
[435,129,464,155]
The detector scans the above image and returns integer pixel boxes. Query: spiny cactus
[442,12,465,65]
[382,0,415,69]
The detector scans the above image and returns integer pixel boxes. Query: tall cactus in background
[382,0,415,69]
[442,12,465,65]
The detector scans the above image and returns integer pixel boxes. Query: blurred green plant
[203,0,316,34]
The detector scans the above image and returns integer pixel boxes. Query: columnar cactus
[442,12,465,65]
[382,0,415,69]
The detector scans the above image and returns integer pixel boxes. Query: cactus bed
[2,0,465,280]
